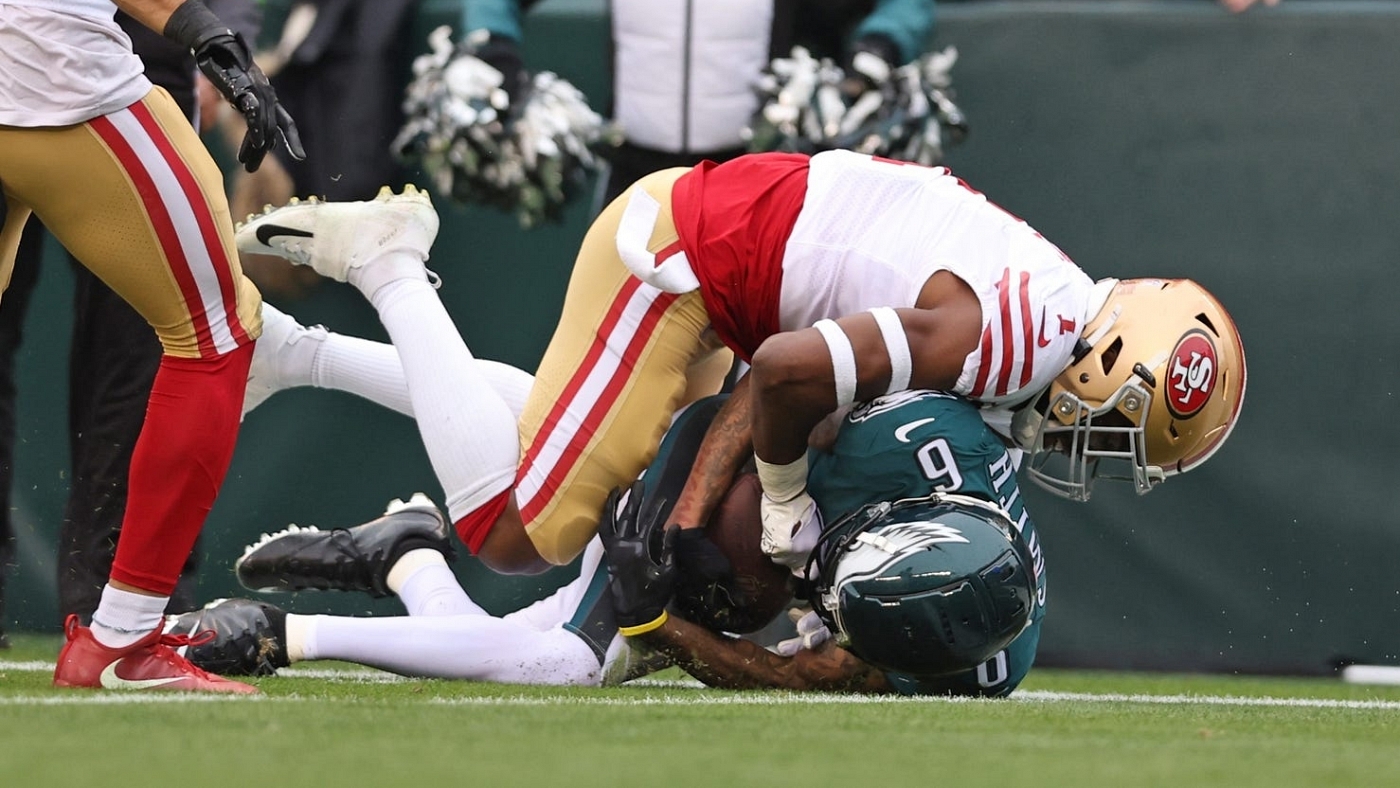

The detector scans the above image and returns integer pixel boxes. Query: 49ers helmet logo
[1167,330,1218,418]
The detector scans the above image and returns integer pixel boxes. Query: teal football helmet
[808,493,1036,678]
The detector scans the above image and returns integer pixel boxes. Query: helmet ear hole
[1099,337,1123,375]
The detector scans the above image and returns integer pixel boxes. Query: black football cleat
[163,598,289,678]
[235,493,453,598]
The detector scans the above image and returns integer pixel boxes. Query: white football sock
[311,333,415,416]
[309,333,534,421]
[385,549,483,617]
[90,585,170,648]
[366,274,520,520]
[296,613,601,685]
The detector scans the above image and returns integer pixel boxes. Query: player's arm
[748,275,980,565]
[749,293,979,467]
[670,373,754,531]
[115,0,185,30]
[634,615,892,693]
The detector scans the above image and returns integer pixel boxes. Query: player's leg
[234,493,482,616]
[243,302,534,421]
[292,538,611,684]
[504,168,728,567]
[237,191,522,572]
[0,91,258,692]
[290,612,604,684]
[61,262,172,620]
[192,529,606,683]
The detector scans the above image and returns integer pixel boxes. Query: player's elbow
[749,333,825,405]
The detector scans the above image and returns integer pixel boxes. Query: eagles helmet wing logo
[1166,329,1218,418]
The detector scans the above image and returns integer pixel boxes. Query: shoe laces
[160,628,216,651]
[146,629,221,678]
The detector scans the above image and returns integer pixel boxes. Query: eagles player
[612,388,1045,696]
[172,389,1044,696]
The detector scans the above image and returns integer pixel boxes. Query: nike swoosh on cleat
[255,224,315,246]
[99,661,185,690]
[894,417,938,443]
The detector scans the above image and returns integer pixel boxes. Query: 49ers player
[237,150,1245,579]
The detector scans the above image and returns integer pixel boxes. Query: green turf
[4,634,1399,787]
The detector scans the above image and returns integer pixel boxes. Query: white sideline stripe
[1017,690,1400,710]
[431,690,1400,710]
[5,661,1400,709]
[277,667,407,682]
[0,661,53,672]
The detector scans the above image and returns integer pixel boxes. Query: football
[704,472,795,633]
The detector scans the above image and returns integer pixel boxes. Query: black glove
[672,528,755,633]
[164,0,305,172]
[472,34,527,106]
[599,482,678,635]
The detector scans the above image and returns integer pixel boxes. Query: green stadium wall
[6,0,1398,675]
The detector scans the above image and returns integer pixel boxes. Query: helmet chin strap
[1082,304,1122,350]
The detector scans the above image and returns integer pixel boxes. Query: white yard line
[4,660,1399,709]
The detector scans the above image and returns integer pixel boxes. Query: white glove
[759,489,823,573]
[772,609,832,657]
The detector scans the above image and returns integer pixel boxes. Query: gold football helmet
[1015,278,1247,500]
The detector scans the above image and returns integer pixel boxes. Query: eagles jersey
[807,389,1047,697]
[669,150,1100,413]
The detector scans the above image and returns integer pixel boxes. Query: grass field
[3,634,1399,787]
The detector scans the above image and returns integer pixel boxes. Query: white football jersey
[0,3,150,126]
[781,150,1099,411]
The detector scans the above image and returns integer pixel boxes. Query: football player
[1,0,301,692]
[236,155,1245,582]
[172,388,1044,696]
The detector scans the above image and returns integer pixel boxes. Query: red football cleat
[52,615,259,694]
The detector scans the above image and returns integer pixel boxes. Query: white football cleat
[243,303,328,420]
[236,185,442,296]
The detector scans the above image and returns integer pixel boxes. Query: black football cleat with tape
[164,598,289,677]
[235,493,453,598]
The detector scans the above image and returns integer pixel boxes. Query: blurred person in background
[227,0,421,300]
[443,0,936,204]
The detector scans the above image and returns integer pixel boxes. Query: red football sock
[109,343,253,594]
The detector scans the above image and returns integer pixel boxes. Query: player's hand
[194,31,305,172]
[673,527,759,633]
[772,608,832,657]
[599,482,677,635]
[164,1,304,172]
[759,489,823,572]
